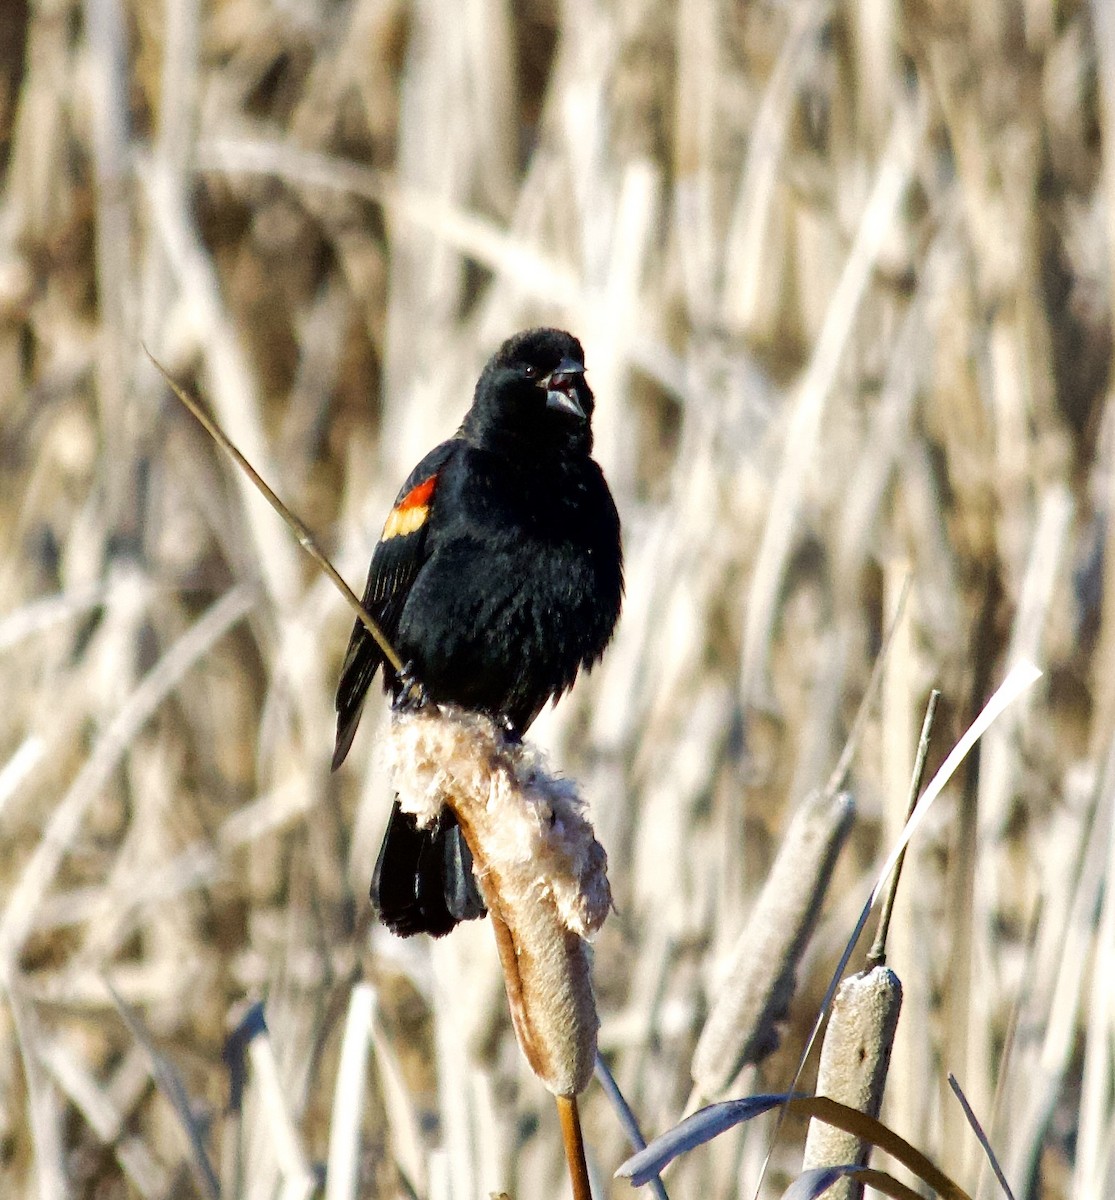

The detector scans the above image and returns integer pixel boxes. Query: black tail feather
[371,801,486,938]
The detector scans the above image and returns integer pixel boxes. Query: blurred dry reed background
[1,0,1113,1196]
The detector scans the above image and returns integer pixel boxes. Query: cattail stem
[868,689,940,967]
[557,1095,593,1200]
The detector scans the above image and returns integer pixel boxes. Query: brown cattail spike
[384,707,611,1096]
[692,788,856,1096]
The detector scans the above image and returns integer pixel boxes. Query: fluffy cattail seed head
[384,706,611,1095]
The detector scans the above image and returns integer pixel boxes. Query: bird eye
[523,364,537,379]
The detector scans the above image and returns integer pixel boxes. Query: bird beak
[542,358,587,420]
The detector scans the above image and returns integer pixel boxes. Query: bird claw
[393,662,430,713]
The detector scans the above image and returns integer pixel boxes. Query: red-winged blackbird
[333,328,623,937]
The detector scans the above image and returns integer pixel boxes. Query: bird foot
[392,662,430,714]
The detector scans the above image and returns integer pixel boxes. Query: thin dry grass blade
[150,355,405,674]
[595,1053,671,1200]
[947,1075,1017,1200]
[104,979,220,1200]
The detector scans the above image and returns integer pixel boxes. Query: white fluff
[382,706,612,940]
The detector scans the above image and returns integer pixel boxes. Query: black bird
[333,328,623,937]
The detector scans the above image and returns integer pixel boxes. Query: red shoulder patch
[399,475,437,511]
[383,474,437,540]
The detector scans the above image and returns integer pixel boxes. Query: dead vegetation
[0,0,1112,1196]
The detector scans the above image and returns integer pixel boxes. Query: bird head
[467,328,595,451]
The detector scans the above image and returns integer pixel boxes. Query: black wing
[331,440,458,769]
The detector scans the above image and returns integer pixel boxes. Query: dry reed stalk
[368,1015,427,1196]
[195,138,582,310]
[39,1032,168,1196]
[246,1028,315,1200]
[722,0,830,341]
[82,0,135,534]
[963,484,1072,1175]
[429,937,484,1199]
[1089,0,1115,759]
[8,978,67,1200]
[557,1092,594,1200]
[1070,752,1115,1200]
[739,102,922,707]
[760,692,929,1199]
[994,758,1104,1194]
[0,585,254,967]
[0,736,45,821]
[323,982,375,1200]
